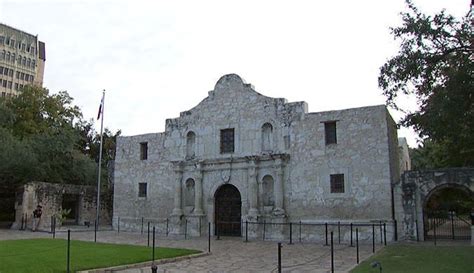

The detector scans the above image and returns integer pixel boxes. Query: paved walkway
[0,229,380,272]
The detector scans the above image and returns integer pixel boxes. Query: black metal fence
[115,217,171,236]
[424,211,471,240]
[216,220,390,247]
[274,226,375,273]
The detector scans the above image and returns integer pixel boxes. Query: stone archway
[422,184,473,240]
[214,184,242,236]
[400,168,474,241]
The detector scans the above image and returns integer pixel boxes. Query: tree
[0,85,120,221]
[0,85,119,188]
[379,0,473,167]
[5,86,82,139]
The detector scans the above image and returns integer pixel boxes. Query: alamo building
[113,74,410,241]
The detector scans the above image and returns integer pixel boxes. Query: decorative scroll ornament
[221,169,231,183]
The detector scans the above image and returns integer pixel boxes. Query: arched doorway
[423,184,473,240]
[214,184,241,236]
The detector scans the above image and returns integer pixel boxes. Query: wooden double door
[214,184,242,236]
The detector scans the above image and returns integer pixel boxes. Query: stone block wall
[113,74,400,241]
[11,182,112,231]
[286,105,394,222]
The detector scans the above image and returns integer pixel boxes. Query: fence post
[152,226,156,261]
[67,229,71,273]
[338,221,341,244]
[289,222,293,245]
[379,221,383,244]
[350,223,353,247]
[147,222,150,247]
[166,218,169,237]
[151,226,156,272]
[372,224,375,253]
[263,220,266,241]
[117,217,120,233]
[245,220,248,242]
[20,214,24,230]
[277,242,282,273]
[94,220,97,243]
[185,219,188,239]
[141,217,144,234]
[216,221,220,240]
[393,219,398,241]
[415,219,419,242]
[356,228,359,264]
[383,223,387,246]
[53,217,56,239]
[330,231,334,273]
[208,222,211,253]
[325,223,329,246]
[451,211,455,240]
[199,217,202,237]
[299,221,302,243]
[433,217,437,246]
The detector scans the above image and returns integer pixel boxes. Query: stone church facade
[113,74,401,241]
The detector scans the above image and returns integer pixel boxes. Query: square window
[324,121,337,145]
[330,174,345,193]
[140,142,148,160]
[220,128,235,154]
[138,182,147,198]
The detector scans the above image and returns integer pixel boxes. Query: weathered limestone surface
[113,74,399,240]
[398,168,474,240]
[12,182,112,231]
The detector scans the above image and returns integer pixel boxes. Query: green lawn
[0,238,200,273]
[351,244,474,273]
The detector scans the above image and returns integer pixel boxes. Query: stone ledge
[77,252,210,273]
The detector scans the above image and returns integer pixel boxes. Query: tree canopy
[379,0,473,167]
[0,85,119,191]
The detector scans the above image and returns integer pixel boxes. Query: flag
[97,96,104,120]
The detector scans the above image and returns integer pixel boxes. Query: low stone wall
[11,182,112,231]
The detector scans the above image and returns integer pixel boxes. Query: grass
[351,243,474,273]
[0,238,200,273]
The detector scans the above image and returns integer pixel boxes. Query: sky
[0,0,470,147]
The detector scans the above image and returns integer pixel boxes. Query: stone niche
[11,182,112,231]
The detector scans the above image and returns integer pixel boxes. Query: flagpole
[95,90,105,233]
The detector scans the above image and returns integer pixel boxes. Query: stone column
[194,163,204,215]
[273,163,285,216]
[248,160,259,217]
[171,164,184,216]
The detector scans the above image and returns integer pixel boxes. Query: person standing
[32,205,42,231]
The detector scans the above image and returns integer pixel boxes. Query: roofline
[306,104,386,116]
[0,22,39,39]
